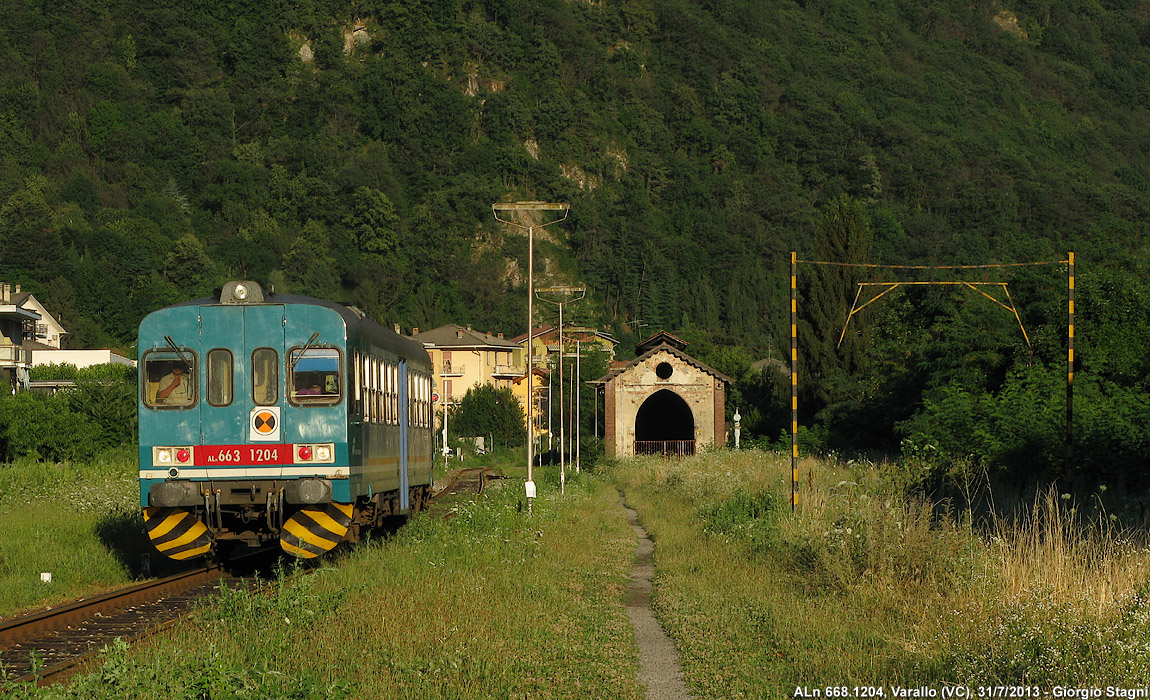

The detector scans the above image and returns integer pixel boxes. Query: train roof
[147,281,429,364]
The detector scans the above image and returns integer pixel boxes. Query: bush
[19,363,137,453]
[449,384,526,448]
[0,391,101,462]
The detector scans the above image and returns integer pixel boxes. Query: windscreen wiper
[290,332,321,370]
[164,335,193,371]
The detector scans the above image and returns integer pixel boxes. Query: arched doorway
[634,389,695,456]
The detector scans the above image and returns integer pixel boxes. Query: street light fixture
[492,201,570,514]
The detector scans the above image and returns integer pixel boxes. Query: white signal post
[434,390,450,469]
[492,201,570,514]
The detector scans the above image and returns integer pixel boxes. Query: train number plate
[195,444,291,466]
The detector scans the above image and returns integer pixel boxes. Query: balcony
[491,364,525,378]
[439,360,465,376]
[0,345,31,367]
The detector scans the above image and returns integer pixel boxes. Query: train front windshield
[143,350,197,408]
[290,348,341,403]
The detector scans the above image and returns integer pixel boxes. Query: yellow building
[412,324,522,404]
[412,323,616,444]
[511,365,551,445]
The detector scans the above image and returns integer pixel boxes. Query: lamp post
[575,339,582,474]
[493,201,570,514]
[536,285,586,494]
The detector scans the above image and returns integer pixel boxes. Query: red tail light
[298,445,313,461]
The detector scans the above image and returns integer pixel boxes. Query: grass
[3,471,645,699]
[8,447,1149,697]
[0,447,147,619]
[610,449,1150,695]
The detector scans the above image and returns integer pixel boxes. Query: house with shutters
[1,282,135,393]
[0,283,69,392]
[411,324,524,404]
[0,283,38,392]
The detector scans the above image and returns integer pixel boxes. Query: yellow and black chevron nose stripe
[280,503,354,559]
[143,507,212,560]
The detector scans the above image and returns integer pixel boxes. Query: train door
[198,305,286,447]
[398,359,409,511]
[243,306,287,446]
[199,306,243,444]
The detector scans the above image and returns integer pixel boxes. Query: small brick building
[594,332,730,457]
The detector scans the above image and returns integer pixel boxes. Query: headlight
[153,446,195,467]
[294,443,335,463]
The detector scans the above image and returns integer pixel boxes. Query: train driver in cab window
[296,375,325,396]
[156,363,194,406]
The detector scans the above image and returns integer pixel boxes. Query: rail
[0,564,238,686]
[634,440,696,457]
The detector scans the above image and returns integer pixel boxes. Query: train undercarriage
[143,480,432,560]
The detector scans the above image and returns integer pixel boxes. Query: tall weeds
[612,450,1150,691]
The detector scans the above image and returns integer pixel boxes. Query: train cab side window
[143,350,197,409]
[366,356,377,423]
[207,349,233,407]
[352,350,362,414]
[290,347,341,405]
[390,363,399,425]
[252,348,279,406]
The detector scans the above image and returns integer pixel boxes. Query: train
[138,280,434,560]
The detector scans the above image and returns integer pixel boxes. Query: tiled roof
[636,330,688,354]
[412,324,519,349]
[508,325,556,344]
[591,342,732,385]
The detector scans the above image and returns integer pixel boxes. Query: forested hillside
[3,0,1149,489]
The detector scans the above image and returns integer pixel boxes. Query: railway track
[0,471,498,687]
[431,466,504,500]
[0,559,264,686]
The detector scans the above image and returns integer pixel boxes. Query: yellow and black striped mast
[1067,252,1075,472]
[790,251,799,511]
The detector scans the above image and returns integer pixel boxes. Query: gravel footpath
[622,495,695,700]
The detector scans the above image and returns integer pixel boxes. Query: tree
[163,233,218,298]
[0,392,100,462]
[798,195,873,412]
[283,220,339,298]
[450,384,526,448]
[0,178,63,280]
[344,186,399,255]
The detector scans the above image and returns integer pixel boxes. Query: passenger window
[252,348,279,406]
[290,347,341,404]
[143,350,197,409]
[207,349,233,406]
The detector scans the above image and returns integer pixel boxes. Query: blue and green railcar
[138,281,433,560]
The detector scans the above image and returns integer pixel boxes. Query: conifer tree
[798,196,873,411]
